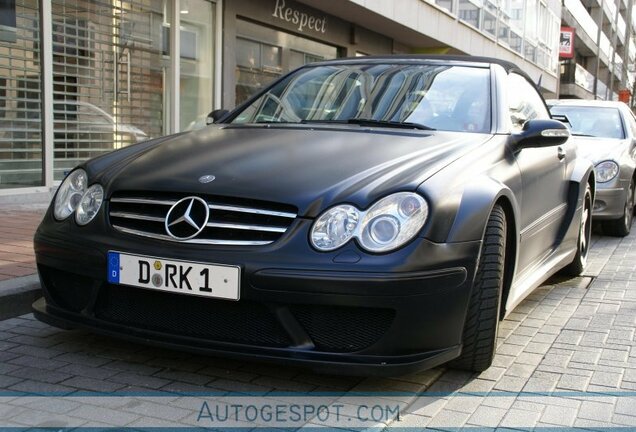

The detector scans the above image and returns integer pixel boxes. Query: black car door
[507,73,570,273]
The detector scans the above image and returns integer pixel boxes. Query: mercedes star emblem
[165,196,210,240]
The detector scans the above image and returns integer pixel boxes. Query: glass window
[507,73,549,131]
[459,0,481,28]
[525,42,537,63]
[0,0,43,188]
[51,0,167,180]
[237,38,261,69]
[435,0,454,13]
[232,63,492,134]
[549,106,625,139]
[235,19,338,106]
[180,0,215,132]
[525,0,537,41]
[509,31,523,53]
[483,7,497,37]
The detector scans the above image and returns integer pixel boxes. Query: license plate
[107,251,240,300]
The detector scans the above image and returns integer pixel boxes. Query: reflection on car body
[549,99,636,236]
[34,56,594,375]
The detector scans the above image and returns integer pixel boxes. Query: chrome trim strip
[206,222,287,233]
[112,225,273,246]
[111,198,177,206]
[110,197,296,218]
[208,204,296,218]
[110,212,164,222]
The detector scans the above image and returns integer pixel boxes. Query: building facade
[558,0,635,100]
[1,0,565,198]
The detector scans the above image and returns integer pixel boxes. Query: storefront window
[0,0,43,188]
[180,0,215,131]
[235,19,338,106]
[51,0,169,180]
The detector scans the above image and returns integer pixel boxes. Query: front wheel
[602,179,634,237]
[450,204,506,372]
[563,183,592,276]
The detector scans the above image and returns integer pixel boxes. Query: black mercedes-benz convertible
[33,56,594,375]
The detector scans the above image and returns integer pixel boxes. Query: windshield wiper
[300,119,435,131]
[572,133,595,137]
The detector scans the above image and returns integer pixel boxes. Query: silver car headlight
[595,160,619,183]
[310,205,360,251]
[54,169,87,220]
[310,192,428,253]
[75,184,104,226]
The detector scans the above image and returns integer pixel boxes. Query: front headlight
[75,184,104,226]
[54,169,87,220]
[359,193,428,252]
[310,205,360,251]
[595,160,619,183]
[310,192,428,253]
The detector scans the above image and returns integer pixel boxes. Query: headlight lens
[311,192,428,253]
[54,169,87,220]
[359,193,428,252]
[310,205,360,251]
[595,160,619,183]
[75,184,104,226]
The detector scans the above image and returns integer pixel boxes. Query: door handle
[557,147,566,161]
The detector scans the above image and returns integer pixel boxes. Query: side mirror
[511,119,570,149]
[206,109,229,125]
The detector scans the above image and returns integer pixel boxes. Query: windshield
[231,63,491,133]
[550,106,625,139]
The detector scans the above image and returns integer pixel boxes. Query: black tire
[563,183,592,276]
[602,179,634,237]
[450,204,506,372]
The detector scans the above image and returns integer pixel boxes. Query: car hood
[97,124,491,217]
[571,136,627,163]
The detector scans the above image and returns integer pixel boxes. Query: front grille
[292,305,395,352]
[95,285,293,347]
[109,191,297,246]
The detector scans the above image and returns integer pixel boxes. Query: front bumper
[593,186,627,220]
[33,207,480,375]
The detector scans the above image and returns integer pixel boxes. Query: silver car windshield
[550,106,625,139]
[231,64,491,133]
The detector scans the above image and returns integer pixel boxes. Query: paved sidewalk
[0,208,634,428]
[392,231,636,429]
[0,207,45,282]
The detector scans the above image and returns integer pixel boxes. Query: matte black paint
[33,57,594,374]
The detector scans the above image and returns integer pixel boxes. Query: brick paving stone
[499,408,542,428]
[68,405,139,426]
[466,405,507,427]
[589,371,622,388]
[578,400,614,422]
[540,404,578,426]
[9,366,73,384]
[556,373,591,391]
[8,380,75,394]
[425,408,470,428]
[60,376,126,392]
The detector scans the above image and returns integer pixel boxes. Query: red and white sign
[560,27,575,58]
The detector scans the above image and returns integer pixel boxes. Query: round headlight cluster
[54,169,104,225]
[311,192,428,253]
[595,160,619,183]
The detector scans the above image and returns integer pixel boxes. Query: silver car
[549,99,636,236]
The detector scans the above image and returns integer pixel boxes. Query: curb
[0,274,41,321]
